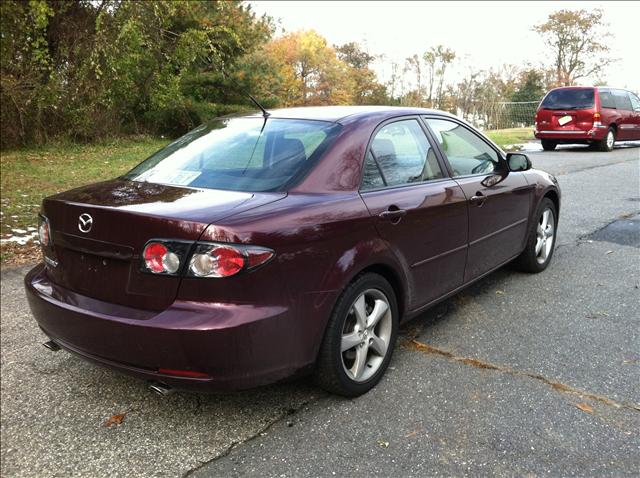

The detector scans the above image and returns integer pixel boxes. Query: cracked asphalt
[2,142,639,477]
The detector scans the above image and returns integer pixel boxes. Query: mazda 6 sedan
[26,106,560,396]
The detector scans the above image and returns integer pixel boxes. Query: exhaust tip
[43,340,61,352]
[148,381,173,396]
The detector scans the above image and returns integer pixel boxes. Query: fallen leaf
[576,403,594,414]
[404,430,420,438]
[605,250,614,255]
[376,438,389,448]
[103,413,126,427]
[495,290,505,295]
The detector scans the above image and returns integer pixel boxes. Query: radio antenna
[248,94,270,119]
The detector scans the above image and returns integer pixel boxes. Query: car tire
[541,139,557,151]
[314,273,398,397]
[513,198,557,273]
[597,127,615,152]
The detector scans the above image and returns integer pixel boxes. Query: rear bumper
[534,127,607,141]
[25,264,320,391]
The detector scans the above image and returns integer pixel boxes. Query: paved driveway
[1,142,639,477]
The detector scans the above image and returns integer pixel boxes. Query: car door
[626,91,640,140]
[359,117,468,310]
[423,117,532,283]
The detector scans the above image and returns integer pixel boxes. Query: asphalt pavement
[1,141,639,477]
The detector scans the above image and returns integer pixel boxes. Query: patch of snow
[0,232,38,245]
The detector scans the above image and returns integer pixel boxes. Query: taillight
[593,112,602,127]
[38,215,50,247]
[188,243,274,278]
[140,239,274,278]
[141,240,192,275]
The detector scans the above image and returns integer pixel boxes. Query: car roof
[242,105,455,124]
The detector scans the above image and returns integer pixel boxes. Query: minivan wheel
[597,127,615,152]
[314,273,398,397]
[513,198,557,273]
[541,139,557,151]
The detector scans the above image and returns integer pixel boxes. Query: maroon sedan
[26,106,560,396]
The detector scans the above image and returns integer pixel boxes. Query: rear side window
[361,119,443,190]
[540,88,595,110]
[599,89,616,109]
[124,118,341,192]
[613,90,633,110]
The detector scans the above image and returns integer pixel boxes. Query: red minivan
[534,86,640,151]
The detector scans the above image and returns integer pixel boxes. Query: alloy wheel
[340,289,393,383]
[535,208,555,265]
[606,130,615,150]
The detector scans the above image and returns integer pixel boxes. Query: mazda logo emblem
[78,213,93,233]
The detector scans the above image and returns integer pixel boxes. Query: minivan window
[124,118,341,192]
[599,89,616,109]
[540,88,595,110]
[630,92,640,111]
[362,119,442,189]
[424,118,500,177]
[613,90,633,110]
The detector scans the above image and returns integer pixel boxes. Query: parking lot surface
[1,142,639,477]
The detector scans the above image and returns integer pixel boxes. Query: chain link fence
[457,100,539,131]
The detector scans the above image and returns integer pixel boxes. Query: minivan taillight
[593,112,601,127]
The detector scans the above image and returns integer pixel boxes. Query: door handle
[379,208,407,222]
[470,192,487,206]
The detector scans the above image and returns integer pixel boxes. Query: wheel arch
[355,263,407,320]
[543,188,560,217]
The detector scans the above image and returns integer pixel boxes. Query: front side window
[540,88,595,110]
[361,119,442,190]
[424,118,500,177]
[124,118,341,192]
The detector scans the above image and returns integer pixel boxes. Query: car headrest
[273,138,307,163]
[371,138,396,161]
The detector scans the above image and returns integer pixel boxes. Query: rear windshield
[124,118,341,192]
[540,88,595,110]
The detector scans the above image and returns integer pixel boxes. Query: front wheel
[314,273,398,397]
[514,198,557,273]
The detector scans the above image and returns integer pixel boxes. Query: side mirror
[506,152,532,172]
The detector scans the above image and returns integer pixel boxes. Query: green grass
[484,127,535,150]
[1,137,170,237]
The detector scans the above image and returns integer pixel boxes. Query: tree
[422,45,455,108]
[337,42,388,105]
[511,69,546,102]
[534,9,615,86]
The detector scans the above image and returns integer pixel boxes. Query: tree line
[0,1,614,147]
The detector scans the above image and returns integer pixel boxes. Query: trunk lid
[42,179,284,310]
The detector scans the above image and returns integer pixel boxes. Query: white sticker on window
[145,169,201,186]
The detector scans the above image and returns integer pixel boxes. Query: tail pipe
[43,340,61,352]
[148,381,173,396]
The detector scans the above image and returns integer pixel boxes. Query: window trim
[358,115,451,192]
[420,115,508,179]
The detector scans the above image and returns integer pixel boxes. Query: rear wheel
[597,127,615,152]
[314,273,398,397]
[514,198,557,273]
[541,139,557,151]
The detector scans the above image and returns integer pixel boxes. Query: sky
[250,1,640,93]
